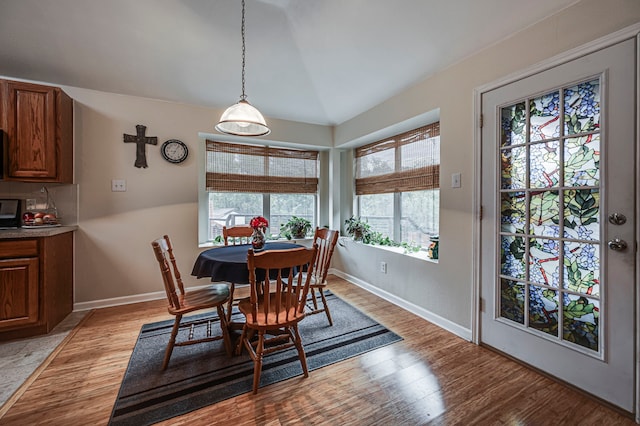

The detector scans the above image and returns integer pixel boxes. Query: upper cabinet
[1,79,73,183]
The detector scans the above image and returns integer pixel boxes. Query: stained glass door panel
[498,78,601,352]
[480,39,635,412]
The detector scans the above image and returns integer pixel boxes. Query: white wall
[331,0,640,333]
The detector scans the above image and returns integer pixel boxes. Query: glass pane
[529,238,559,287]
[401,190,439,247]
[563,189,599,241]
[501,102,526,147]
[271,194,316,238]
[529,190,560,237]
[564,135,600,187]
[208,192,262,240]
[356,148,394,178]
[500,279,525,324]
[530,141,559,188]
[359,193,394,239]
[529,285,559,337]
[501,235,526,280]
[500,192,526,234]
[530,90,560,142]
[564,79,600,135]
[563,294,599,351]
[501,147,526,190]
[563,241,600,297]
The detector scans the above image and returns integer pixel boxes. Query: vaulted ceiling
[0,0,579,126]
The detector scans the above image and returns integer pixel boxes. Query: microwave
[0,199,21,229]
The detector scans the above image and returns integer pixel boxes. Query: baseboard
[73,284,212,311]
[329,268,472,341]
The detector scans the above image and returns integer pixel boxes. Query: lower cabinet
[0,232,73,340]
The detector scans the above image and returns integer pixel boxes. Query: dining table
[191,241,304,284]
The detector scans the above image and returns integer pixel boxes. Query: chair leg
[319,289,333,326]
[217,305,233,356]
[226,282,236,323]
[291,324,309,378]
[162,315,182,370]
[236,324,248,355]
[252,331,265,394]
[310,287,319,311]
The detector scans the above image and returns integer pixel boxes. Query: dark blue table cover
[191,242,303,284]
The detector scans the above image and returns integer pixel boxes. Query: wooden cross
[123,124,158,168]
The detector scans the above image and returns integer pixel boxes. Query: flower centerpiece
[249,216,269,250]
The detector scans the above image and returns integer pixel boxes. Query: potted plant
[280,216,312,239]
[344,216,372,242]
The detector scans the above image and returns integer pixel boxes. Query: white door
[480,38,636,412]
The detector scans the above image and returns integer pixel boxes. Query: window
[205,140,319,241]
[355,123,440,248]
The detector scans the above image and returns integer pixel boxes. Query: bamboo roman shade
[206,140,319,194]
[355,123,440,195]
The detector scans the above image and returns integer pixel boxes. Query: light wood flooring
[0,276,634,425]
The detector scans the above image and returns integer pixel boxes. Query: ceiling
[0,0,580,126]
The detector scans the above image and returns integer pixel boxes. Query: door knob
[608,213,627,225]
[608,238,627,251]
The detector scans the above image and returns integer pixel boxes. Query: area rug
[109,291,402,425]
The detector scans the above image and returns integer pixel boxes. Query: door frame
[471,23,640,420]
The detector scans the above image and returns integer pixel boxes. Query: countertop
[0,225,78,239]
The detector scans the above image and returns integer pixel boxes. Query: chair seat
[238,293,306,327]
[172,284,230,315]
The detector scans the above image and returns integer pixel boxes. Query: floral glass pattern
[564,79,600,135]
[500,279,525,324]
[529,285,558,337]
[563,241,600,297]
[564,135,600,187]
[501,235,526,280]
[529,238,559,288]
[501,147,526,190]
[501,102,526,146]
[530,141,559,188]
[563,294,599,351]
[530,91,559,142]
[529,191,559,237]
[500,192,526,234]
[498,76,601,353]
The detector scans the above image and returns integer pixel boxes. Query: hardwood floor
[0,276,634,425]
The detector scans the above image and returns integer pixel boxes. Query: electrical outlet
[380,261,387,274]
[111,179,127,192]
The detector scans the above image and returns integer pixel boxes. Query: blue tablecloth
[191,242,303,284]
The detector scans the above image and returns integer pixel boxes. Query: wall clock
[160,139,189,164]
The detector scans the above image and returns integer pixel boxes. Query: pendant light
[216,0,270,136]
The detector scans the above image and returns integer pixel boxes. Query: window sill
[199,237,313,249]
[337,237,438,263]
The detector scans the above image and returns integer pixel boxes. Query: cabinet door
[0,257,39,329]
[4,81,58,180]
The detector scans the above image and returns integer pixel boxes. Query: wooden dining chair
[237,245,318,394]
[222,225,253,246]
[151,235,232,370]
[221,225,255,322]
[304,227,339,325]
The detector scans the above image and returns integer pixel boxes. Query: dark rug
[109,291,402,425]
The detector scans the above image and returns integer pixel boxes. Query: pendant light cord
[240,0,247,101]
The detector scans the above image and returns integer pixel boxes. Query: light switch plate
[451,173,461,188]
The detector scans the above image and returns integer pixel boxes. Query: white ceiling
[0,0,579,126]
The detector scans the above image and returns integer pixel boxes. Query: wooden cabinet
[1,79,73,183]
[0,233,74,340]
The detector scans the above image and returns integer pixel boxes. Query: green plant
[280,216,312,239]
[344,216,372,242]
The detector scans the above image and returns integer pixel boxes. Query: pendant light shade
[216,100,270,136]
[216,0,270,137]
